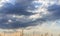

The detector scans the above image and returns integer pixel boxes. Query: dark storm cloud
[0,15,38,29]
[0,13,47,29]
[0,3,34,15]
[1,0,60,29]
[0,0,37,15]
[0,0,37,29]
[47,4,60,20]
[0,17,46,29]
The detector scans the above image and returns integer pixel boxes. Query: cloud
[47,4,60,20]
[0,13,48,29]
[0,0,36,29]
[0,3,35,15]
[0,0,60,30]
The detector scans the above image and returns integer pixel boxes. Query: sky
[0,0,60,33]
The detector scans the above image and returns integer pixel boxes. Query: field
[0,31,22,36]
[0,31,60,36]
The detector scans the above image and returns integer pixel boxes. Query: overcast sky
[0,0,60,33]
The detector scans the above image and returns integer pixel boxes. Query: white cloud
[0,4,3,7]
[29,14,42,21]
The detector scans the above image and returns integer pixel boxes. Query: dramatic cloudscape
[0,0,60,33]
